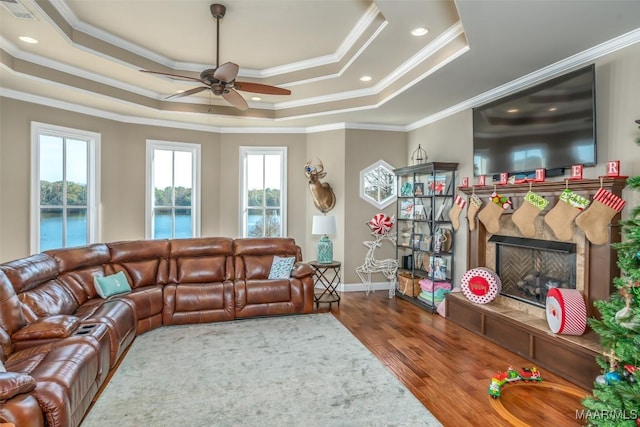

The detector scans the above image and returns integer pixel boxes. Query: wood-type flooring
[328,291,591,427]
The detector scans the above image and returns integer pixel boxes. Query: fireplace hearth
[490,235,576,308]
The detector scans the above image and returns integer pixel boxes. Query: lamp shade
[312,215,337,236]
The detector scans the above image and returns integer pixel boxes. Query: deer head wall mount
[304,159,336,214]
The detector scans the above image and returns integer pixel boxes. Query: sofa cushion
[0,253,58,294]
[11,315,80,341]
[268,256,295,279]
[233,238,302,280]
[106,239,170,288]
[0,372,36,401]
[18,280,79,318]
[0,270,27,340]
[94,272,132,298]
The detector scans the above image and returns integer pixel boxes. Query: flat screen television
[473,64,596,178]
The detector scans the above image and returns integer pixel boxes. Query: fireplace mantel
[460,177,626,314]
[447,177,627,389]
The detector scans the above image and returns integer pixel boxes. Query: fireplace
[491,235,576,308]
[447,177,626,389]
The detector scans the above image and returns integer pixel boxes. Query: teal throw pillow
[268,256,295,279]
[94,271,132,298]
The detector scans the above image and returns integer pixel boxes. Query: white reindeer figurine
[356,226,399,298]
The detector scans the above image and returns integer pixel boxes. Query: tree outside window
[31,123,99,253]
[147,141,200,239]
[241,147,287,237]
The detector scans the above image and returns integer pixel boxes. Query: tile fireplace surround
[448,177,626,389]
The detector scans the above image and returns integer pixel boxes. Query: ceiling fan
[140,3,291,111]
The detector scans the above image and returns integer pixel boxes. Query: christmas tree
[581,120,640,426]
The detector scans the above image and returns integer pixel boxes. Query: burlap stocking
[467,194,482,231]
[543,189,590,241]
[478,199,505,234]
[511,191,549,238]
[575,188,626,245]
[448,194,467,231]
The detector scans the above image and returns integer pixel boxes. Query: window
[31,122,100,253]
[240,147,287,237]
[359,160,397,209]
[146,140,201,239]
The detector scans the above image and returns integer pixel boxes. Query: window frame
[239,146,288,238]
[30,122,101,253]
[145,140,201,240]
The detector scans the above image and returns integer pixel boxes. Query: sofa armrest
[291,262,314,279]
[11,315,80,342]
[0,372,36,401]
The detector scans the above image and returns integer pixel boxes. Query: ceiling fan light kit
[140,3,290,111]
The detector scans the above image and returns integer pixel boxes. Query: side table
[309,260,341,309]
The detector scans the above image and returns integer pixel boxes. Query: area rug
[82,314,441,427]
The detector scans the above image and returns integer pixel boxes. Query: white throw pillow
[0,359,6,372]
[268,256,295,279]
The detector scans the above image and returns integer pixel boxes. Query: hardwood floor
[327,291,590,427]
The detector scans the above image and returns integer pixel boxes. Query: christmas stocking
[575,188,626,245]
[478,192,511,234]
[448,194,467,231]
[467,194,482,231]
[511,191,549,238]
[543,189,590,241]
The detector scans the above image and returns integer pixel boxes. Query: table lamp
[312,215,337,264]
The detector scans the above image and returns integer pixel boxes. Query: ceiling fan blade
[222,89,248,111]
[140,70,203,83]
[234,81,291,95]
[166,86,209,99]
[214,62,239,82]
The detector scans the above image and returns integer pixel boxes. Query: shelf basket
[398,272,421,297]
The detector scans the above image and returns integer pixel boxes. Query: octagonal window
[359,160,397,209]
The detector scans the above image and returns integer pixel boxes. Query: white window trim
[145,140,201,239]
[30,122,101,253]
[239,146,288,237]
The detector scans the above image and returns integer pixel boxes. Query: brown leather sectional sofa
[0,237,315,427]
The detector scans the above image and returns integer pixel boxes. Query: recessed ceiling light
[548,107,558,111]
[251,96,262,101]
[411,27,429,37]
[19,36,38,44]
[360,75,372,82]
[507,108,519,113]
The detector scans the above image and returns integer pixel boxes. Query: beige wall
[408,41,640,282]
[1,41,638,285]
[304,130,346,266]
[217,133,308,242]
[0,100,313,261]
[344,129,406,285]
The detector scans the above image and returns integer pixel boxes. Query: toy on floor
[488,366,542,398]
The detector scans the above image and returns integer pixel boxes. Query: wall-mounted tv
[473,64,596,177]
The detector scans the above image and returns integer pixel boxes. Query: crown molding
[0,88,404,134]
[275,22,466,110]
[406,26,640,131]
[47,0,381,79]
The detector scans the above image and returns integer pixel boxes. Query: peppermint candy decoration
[460,267,501,304]
[369,213,393,234]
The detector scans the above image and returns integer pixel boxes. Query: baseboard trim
[340,281,393,293]
[313,281,394,293]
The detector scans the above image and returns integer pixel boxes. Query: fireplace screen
[490,235,576,308]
